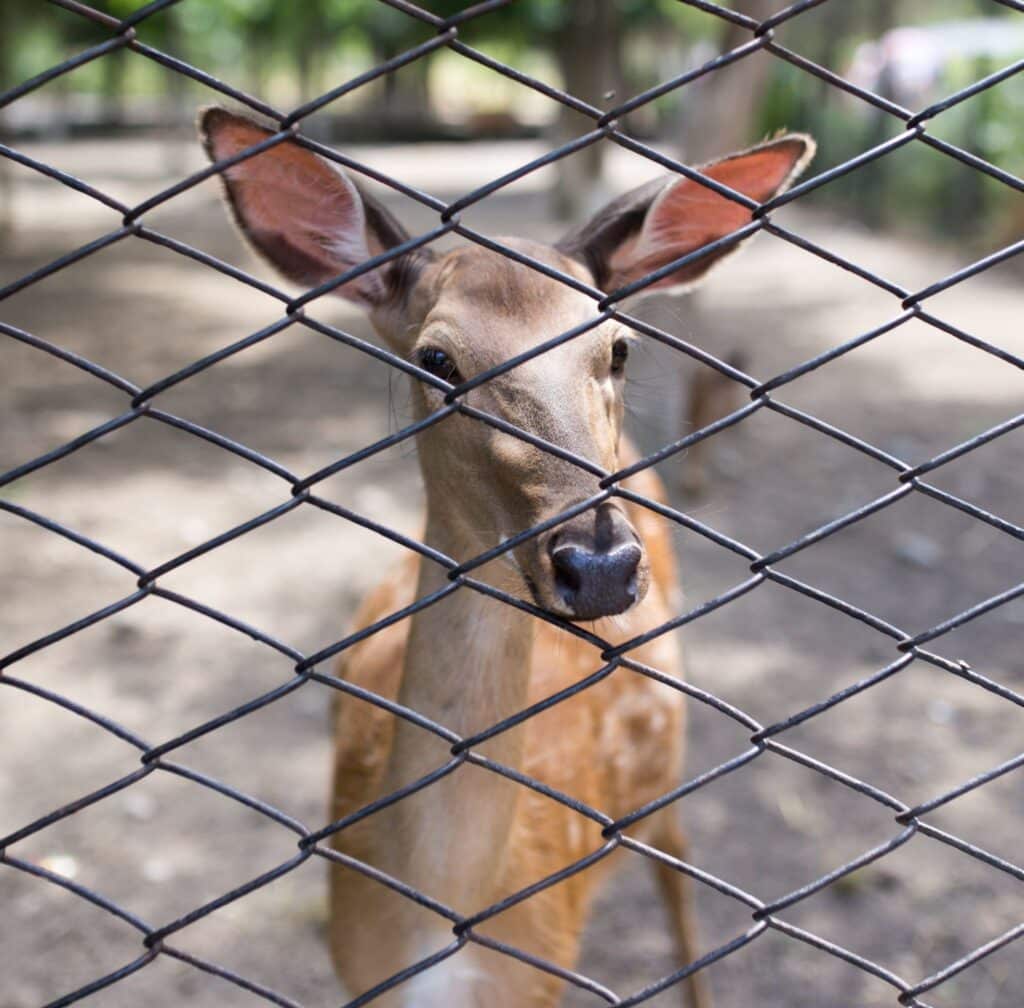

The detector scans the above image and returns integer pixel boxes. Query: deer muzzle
[543,503,648,621]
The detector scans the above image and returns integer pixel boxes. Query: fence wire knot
[2,1,1024,1007]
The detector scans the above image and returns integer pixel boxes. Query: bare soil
[1,135,1023,1008]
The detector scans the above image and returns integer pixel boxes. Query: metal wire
[2,1,1023,1006]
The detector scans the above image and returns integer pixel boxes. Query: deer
[200,107,813,1008]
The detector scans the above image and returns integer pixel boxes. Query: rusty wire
[2,1,1024,1006]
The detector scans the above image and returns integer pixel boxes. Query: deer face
[400,240,643,619]
[200,108,812,621]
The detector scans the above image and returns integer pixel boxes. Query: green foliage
[753,5,1024,244]
[4,0,1020,243]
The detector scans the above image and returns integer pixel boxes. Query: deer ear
[199,107,422,308]
[559,134,815,296]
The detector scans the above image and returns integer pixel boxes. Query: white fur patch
[399,949,494,1008]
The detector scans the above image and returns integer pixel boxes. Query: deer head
[200,108,812,622]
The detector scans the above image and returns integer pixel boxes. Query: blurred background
[2,2,1023,1007]
[3,0,1024,232]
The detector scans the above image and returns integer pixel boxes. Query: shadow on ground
[2,136,1022,1008]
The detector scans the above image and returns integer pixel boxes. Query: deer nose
[550,540,642,620]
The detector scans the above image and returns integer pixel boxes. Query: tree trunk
[666,0,777,486]
[682,0,776,162]
[161,8,189,175]
[101,49,128,128]
[0,4,11,234]
[294,14,320,104]
[247,27,270,97]
[372,38,433,133]
[859,3,897,228]
[551,1,623,221]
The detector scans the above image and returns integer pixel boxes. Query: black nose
[550,541,641,620]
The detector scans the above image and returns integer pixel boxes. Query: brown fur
[329,461,707,1007]
[315,235,709,1001]
[199,107,812,1007]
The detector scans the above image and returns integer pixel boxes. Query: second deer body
[201,108,812,1008]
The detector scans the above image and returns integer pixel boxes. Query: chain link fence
[2,1,1024,1006]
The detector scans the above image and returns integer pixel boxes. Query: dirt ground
[1,135,1023,1008]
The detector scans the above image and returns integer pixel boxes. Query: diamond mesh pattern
[2,2,1023,1006]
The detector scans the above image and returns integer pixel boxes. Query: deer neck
[381,508,537,912]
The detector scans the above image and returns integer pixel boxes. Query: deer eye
[611,338,629,375]
[418,346,463,385]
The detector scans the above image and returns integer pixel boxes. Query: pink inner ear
[206,117,380,298]
[704,140,808,204]
[614,140,807,290]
